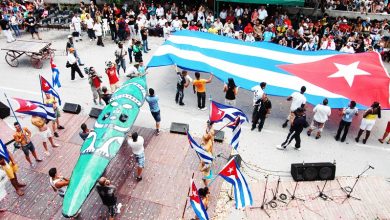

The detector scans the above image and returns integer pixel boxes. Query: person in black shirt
[277,107,308,150]
[128,14,136,38]
[140,26,150,53]
[0,12,15,42]
[96,177,122,220]
[24,12,41,40]
[108,14,117,41]
[175,70,189,105]
[251,93,272,132]
[101,86,112,105]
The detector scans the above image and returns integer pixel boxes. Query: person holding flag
[44,93,64,138]
[0,141,26,196]
[217,157,253,209]
[40,75,62,106]
[189,178,209,220]
[13,122,43,167]
[201,120,215,155]
[31,115,60,156]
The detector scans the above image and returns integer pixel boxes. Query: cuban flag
[0,139,10,163]
[40,75,62,105]
[147,30,390,109]
[218,157,253,209]
[187,131,213,164]
[209,101,248,124]
[189,178,209,220]
[51,58,61,88]
[11,98,56,120]
[227,116,241,150]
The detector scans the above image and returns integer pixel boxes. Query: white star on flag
[192,190,197,196]
[217,110,223,115]
[26,102,32,107]
[228,167,234,174]
[44,83,49,88]
[328,62,371,87]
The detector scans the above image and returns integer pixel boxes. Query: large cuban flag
[148,30,390,109]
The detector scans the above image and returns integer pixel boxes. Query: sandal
[379,139,384,144]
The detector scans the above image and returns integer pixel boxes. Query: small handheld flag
[12,98,56,120]
[187,131,213,164]
[227,116,242,150]
[0,139,10,163]
[189,178,209,220]
[210,101,248,124]
[40,75,62,105]
[218,157,253,209]
[51,58,61,88]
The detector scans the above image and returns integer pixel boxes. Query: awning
[216,0,304,6]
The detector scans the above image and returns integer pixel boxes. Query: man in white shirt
[340,42,355,53]
[214,18,223,33]
[127,132,145,181]
[171,16,182,31]
[148,15,158,36]
[235,5,243,18]
[307,98,331,139]
[71,13,82,41]
[282,86,307,128]
[156,4,164,18]
[137,12,147,25]
[258,6,268,22]
[223,20,234,35]
[219,9,227,23]
[185,11,194,23]
[251,82,267,106]
[158,16,167,27]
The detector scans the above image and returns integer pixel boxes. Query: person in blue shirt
[145,88,161,135]
[335,101,358,142]
[263,27,275,42]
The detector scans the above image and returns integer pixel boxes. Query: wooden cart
[1,40,54,69]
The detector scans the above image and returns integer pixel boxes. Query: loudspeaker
[228,154,242,167]
[214,131,224,143]
[170,122,189,135]
[291,162,336,182]
[63,103,81,114]
[0,102,10,119]
[89,107,102,118]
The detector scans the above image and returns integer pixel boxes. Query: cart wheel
[5,52,19,67]
[31,56,43,69]
[279,193,287,201]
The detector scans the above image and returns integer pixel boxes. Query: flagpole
[181,172,195,219]
[214,116,239,136]
[39,74,44,103]
[4,93,26,153]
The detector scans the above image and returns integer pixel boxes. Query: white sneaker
[276,145,286,150]
[116,203,122,214]
[201,107,207,111]
[294,147,301,151]
[44,151,50,156]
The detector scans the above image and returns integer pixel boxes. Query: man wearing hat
[66,35,84,66]
[67,48,84,80]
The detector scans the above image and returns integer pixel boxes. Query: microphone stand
[337,165,374,204]
[286,181,305,206]
[314,180,333,201]
[268,177,287,208]
[250,175,270,218]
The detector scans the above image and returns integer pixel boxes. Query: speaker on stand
[0,102,10,119]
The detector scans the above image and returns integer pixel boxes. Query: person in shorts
[127,132,145,181]
[44,93,65,138]
[378,121,390,144]
[145,88,161,135]
[24,12,41,39]
[31,116,60,156]
[88,67,103,105]
[355,102,381,144]
[13,122,42,166]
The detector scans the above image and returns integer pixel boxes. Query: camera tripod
[250,175,270,217]
[286,181,305,206]
[337,165,374,204]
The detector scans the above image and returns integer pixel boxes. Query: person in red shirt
[339,19,350,33]
[244,23,254,34]
[105,61,120,93]
[189,21,199,31]
[283,15,292,27]
[88,67,103,105]
[226,12,235,24]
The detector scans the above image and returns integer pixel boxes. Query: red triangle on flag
[279,52,390,108]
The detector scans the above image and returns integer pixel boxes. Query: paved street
[0,29,389,218]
